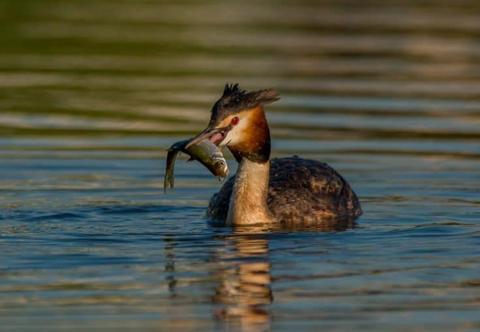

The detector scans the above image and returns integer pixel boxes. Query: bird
[186,84,362,227]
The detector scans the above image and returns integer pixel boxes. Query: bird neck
[226,159,272,226]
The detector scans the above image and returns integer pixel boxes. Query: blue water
[1,150,478,331]
[1,0,480,330]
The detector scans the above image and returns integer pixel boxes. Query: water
[1,0,480,330]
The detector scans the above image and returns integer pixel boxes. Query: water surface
[0,0,479,331]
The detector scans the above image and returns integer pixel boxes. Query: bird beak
[185,125,222,149]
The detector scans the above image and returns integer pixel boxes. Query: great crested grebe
[187,84,362,226]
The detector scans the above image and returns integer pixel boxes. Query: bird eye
[231,116,239,126]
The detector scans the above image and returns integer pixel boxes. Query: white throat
[226,159,272,226]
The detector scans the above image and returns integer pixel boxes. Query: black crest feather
[223,83,244,97]
[210,83,280,123]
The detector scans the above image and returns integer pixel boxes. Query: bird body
[207,157,362,226]
[186,84,362,227]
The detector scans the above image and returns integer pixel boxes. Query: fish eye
[231,116,239,126]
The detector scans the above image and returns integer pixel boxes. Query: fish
[164,138,229,192]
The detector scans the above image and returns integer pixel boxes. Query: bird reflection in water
[211,220,355,331]
[161,221,354,330]
[213,225,273,331]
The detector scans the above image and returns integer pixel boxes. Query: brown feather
[207,157,362,226]
[228,106,271,163]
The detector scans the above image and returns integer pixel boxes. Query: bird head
[186,84,280,162]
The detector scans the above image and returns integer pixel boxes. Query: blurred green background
[2,0,480,156]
